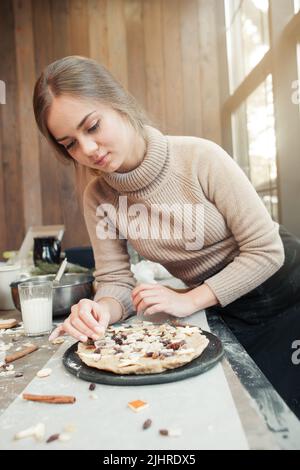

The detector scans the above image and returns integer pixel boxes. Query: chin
[109,161,123,172]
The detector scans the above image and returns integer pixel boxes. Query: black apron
[208,225,300,419]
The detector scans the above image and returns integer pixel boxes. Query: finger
[71,316,99,341]
[132,283,158,299]
[132,290,162,309]
[136,296,161,314]
[143,304,166,316]
[48,324,64,342]
[132,283,158,296]
[63,317,88,342]
[77,303,104,332]
[92,303,110,335]
[132,287,163,305]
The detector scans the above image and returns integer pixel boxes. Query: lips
[94,152,109,165]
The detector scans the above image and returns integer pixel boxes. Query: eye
[65,140,76,151]
[88,120,100,133]
[63,120,100,151]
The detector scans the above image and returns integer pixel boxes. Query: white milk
[21,297,53,335]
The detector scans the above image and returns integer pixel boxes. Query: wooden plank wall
[0,0,222,257]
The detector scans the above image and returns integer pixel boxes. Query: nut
[14,423,45,441]
[36,368,52,378]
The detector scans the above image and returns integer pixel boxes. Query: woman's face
[47,95,145,173]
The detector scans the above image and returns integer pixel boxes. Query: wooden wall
[0,0,221,257]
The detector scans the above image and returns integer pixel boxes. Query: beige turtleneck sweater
[83,126,284,320]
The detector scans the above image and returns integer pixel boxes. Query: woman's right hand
[48,298,111,343]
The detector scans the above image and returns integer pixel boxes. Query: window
[225,0,270,92]
[297,43,300,114]
[220,1,300,228]
[232,75,278,220]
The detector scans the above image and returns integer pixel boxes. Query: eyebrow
[56,111,96,142]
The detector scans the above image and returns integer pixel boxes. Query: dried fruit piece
[85,338,95,346]
[151,352,160,359]
[89,383,96,391]
[46,433,60,443]
[51,337,65,345]
[143,419,152,430]
[159,428,182,437]
[36,368,52,378]
[145,352,153,358]
[128,399,149,413]
[167,340,185,350]
[46,431,72,443]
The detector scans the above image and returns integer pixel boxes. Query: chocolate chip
[159,429,169,436]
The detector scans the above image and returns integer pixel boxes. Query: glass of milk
[18,281,53,336]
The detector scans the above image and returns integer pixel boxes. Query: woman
[33,56,300,418]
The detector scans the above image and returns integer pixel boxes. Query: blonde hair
[33,55,150,170]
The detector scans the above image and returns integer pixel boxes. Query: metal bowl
[10,273,95,318]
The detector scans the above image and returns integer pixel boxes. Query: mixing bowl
[10,273,95,318]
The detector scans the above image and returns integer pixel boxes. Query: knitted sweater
[83,126,284,319]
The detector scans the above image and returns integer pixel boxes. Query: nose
[79,136,99,157]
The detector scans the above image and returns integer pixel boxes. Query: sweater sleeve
[198,140,285,307]
[83,179,136,320]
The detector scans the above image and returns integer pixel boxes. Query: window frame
[217,0,300,233]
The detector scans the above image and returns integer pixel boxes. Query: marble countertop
[0,306,299,450]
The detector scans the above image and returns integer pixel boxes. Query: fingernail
[95,326,104,335]
[92,334,100,341]
[80,335,87,342]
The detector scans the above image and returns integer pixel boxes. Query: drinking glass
[18,281,53,336]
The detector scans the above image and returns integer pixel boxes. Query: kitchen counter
[0,307,299,450]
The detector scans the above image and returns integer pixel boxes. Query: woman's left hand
[131,283,197,318]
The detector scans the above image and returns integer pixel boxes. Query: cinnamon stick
[5,345,38,364]
[22,393,76,404]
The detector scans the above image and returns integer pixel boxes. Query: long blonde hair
[33,55,150,172]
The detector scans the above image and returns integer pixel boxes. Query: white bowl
[0,263,21,310]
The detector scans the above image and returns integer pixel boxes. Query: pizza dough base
[77,325,209,375]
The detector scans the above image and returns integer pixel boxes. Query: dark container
[33,237,61,266]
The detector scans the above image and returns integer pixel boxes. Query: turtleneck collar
[102,126,170,195]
